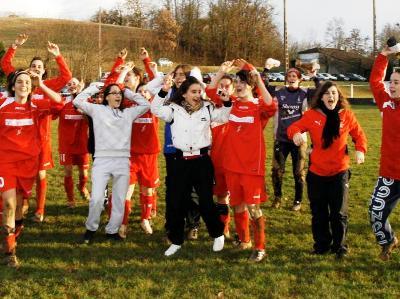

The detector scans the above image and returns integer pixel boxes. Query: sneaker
[232,235,252,250]
[213,235,225,252]
[187,228,198,240]
[141,219,153,235]
[31,213,44,223]
[164,244,182,256]
[78,185,91,201]
[335,247,349,260]
[82,230,96,244]
[118,224,128,239]
[379,236,399,261]
[4,254,20,268]
[67,201,76,209]
[106,233,124,241]
[249,250,266,262]
[271,198,281,209]
[292,202,302,211]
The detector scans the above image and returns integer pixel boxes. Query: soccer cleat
[248,250,266,262]
[379,236,399,261]
[335,247,349,260]
[4,254,20,268]
[140,219,153,235]
[232,234,252,250]
[31,213,44,223]
[164,244,182,256]
[292,202,302,211]
[187,228,198,240]
[213,235,225,252]
[67,201,76,209]
[118,224,128,239]
[78,186,91,201]
[82,230,96,244]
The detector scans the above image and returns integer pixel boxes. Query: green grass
[0,105,398,298]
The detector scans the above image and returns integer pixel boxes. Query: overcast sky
[1,0,399,44]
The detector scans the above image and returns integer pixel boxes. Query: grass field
[0,104,399,298]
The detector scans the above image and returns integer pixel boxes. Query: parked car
[320,73,337,80]
[269,72,285,82]
[158,58,174,67]
[345,73,367,82]
[332,74,350,81]
[315,73,330,80]
[301,73,311,81]
[202,73,215,84]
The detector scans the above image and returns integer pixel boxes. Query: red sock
[3,233,16,254]
[140,194,153,220]
[122,200,132,225]
[0,197,3,225]
[35,177,47,215]
[64,176,74,203]
[152,192,157,215]
[252,216,265,250]
[234,211,250,243]
[78,173,88,191]
[220,213,231,234]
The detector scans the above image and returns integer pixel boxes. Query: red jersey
[369,54,400,179]
[287,109,367,176]
[0,96,61,163]
[57,95,89,155]
[223,98,277,176]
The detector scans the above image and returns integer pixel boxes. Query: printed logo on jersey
[5,118,34,126]
[382,101,395,109]
[134,118,153,124]
[238,106,249,110]
[314,120,322,126]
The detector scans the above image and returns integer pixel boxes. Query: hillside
[0,17,158,81]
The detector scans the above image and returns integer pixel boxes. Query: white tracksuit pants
[85,157,129,234]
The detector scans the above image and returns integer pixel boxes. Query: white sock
[164,244,182,256]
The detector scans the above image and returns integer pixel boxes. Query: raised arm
[103,48,127,86]
[140,47,155,81]
[43,42,72,91]
[1,34,28,76]
[73,85,100,116]
[150,74,174,122]
[30,71,62,103]
[123,88,150,119]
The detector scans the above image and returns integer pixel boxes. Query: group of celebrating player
[0,33,399,269]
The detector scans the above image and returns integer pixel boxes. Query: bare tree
[325,18,346,49]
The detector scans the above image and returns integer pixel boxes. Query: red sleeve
[287,112,311,140]
[260,98,278,118]
[1,47,16,76]
[242,63,255,71]
[43,55,72,92]
[104,57,124,86]
[369,54,390,111]
[143,57,155,81]
[348,110,367,153]
[205,87,222,106]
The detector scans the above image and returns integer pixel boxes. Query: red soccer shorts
[225,170,267,206]
[129,153,159,187]
[59,153,90,169]
[0,158,39,197]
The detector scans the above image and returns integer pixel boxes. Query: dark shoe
[335,247,349,260]
[379,236,398,261]
[82,230,96,244]
[271,198,281,209]
[106,233,124,241]
[187,228,198,240]
[292,201,301,211]
[232,234,252,250]
[248,250,266,262]
[311,248,330,255]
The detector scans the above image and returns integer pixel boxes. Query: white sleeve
[210,104,232,123]
[72,85,100,116]
[146,73,165,96]
[150,92,174,123]
[123,89,150,121]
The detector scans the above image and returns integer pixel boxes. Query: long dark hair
[311,81,349,149]
[102,83,125,111]
[170,76,202,106]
